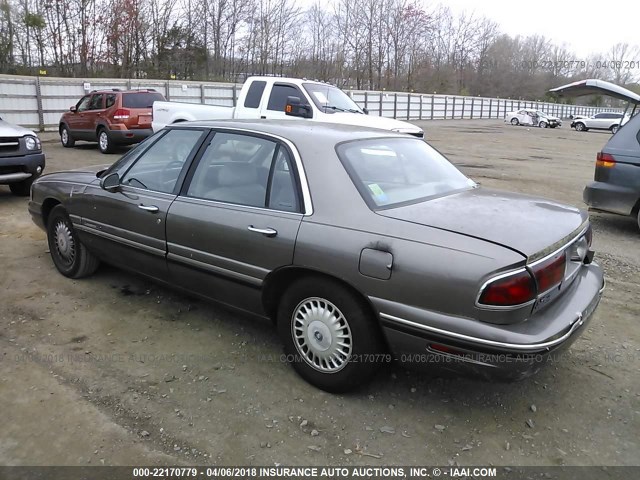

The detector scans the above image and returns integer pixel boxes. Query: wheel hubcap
[62,130,68,144]
[292,297,352,373]
[99,132,108,151]
[54,221,75,265]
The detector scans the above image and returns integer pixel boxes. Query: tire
[539,121,548,128]
[47,205,100,278]
[277,276,385,392]
[9,177,35,196]
[575,122,587,132]
[60,125,75,148]
[510,118,519,126]
[637,209,640,232]
[98,128,114,154]
[611,124,619,134]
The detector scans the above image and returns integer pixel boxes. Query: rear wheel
[60,125,75,148]
[611,124,619,134]
[575,122,587,132]
[47,205,100,278]
[510,118,519,126]
[9,177,35,196]
[277,277,385,392]
[98,128,114,154]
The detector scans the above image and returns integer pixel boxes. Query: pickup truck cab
[152,77,424,138]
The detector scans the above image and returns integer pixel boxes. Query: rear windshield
[337,138,476,208]
[122,92,166,108]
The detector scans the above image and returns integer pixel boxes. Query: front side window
[76,96,91,112]
[120,129,204,193]
[186,132,300,211]
[267,84,305,112]
[337,138,476,208]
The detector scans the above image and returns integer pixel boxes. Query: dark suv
[584,110,640,231]
[59,89,166,154]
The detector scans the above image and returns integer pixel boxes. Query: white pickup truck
[152,76,424,138]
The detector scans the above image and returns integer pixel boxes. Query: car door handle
[247,226,277,237]
[138,204,159,213]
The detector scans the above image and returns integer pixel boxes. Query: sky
[432,0,640,58]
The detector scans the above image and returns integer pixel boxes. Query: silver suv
[571,112,627,134]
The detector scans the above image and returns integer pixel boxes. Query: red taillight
[478,270,536,306]
[596,151,616,168]
[113,108,130,120]
[531,252,566,293]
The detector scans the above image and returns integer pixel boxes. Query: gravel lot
[1,120,638,467]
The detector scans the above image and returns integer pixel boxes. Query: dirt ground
[0,120,638,467]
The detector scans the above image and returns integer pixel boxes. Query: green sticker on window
[368,183,385,196]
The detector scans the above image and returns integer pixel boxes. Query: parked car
[570,112,627,133]
[28,120,604,391]
[0,115,45,196]
[550,79,640,230]
[505,108,561,128]
[59,89,166,154]
[151,76,424,138]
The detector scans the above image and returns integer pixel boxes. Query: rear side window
[88,94,103,110]
[122,92,166,108]
[106,94,117,108]
[244,81,266,109]
[267,84,304,112]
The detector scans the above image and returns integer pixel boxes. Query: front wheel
[539,121,548,128]
[98,128,114,154]
[277,277,385,392]
[9,177,35,196]
[47,205,100,278]
[60,125,75,148]
[510,118,519,126]
[575,122,587,132]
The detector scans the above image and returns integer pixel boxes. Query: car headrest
[218,163,258,187]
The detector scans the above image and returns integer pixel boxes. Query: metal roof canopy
[550,79,640,104]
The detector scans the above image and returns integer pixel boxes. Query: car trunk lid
[376,187,588,259]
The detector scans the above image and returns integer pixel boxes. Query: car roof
[168,119,413,144]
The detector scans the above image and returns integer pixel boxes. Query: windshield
[303,83,363,113]
[337,138,476,209]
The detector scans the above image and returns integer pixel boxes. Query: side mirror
[285,96,313,119]
[70,106,77,112]
[100,172,120,192]
[363,107,369,115]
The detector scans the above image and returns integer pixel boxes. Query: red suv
[59,89,166,154]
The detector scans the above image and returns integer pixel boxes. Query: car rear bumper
[374,263,604,380]
[0,152,45,184]
[584,181,638,216]
[108,128,153,145]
